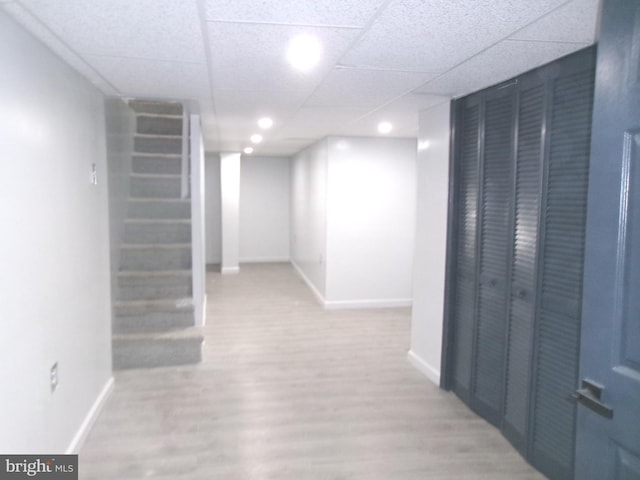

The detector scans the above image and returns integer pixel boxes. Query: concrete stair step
[113,297,194,333]
[118,270,192,301]
[128,198,191,219]
[130,173,182,198]
[135,135,182,155]
[137,115,183,136]
[120,243,191,270]
[129,100,183,116]
[123,220,191,244]
[132,154,182,175]
[112,327,203,370]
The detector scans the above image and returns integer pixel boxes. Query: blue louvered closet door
[471,85,516,426]
[502,74,545,453]
[529,50,595,480]
[446,47,595,480]
[450,96,480,404]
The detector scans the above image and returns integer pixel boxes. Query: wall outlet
[50,362,58,393]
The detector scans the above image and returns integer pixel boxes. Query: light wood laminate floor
[80,263,546,479]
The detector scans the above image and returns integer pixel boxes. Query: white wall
[290,140,328,301]
[408,101,452,385]
[0,11,112,452]
[207,154,291,266]
[240,156,290,262]
[220,152,241,274]
[204,153,222,264]
[190,115,206,326]
[325,137,417,308]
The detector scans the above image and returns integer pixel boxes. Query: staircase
[112,100,203,369]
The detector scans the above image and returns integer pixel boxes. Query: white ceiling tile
[274,106,370,139]
[215,125,258,143]
[209,106,368,155]
[340,0,568,73]
[18,0,206,62]
[345,93,450,137]
[210,134,311,156]
[339,122,416,138]
[376,93,450,115]
[3,0,600,156]
[202,0,386,27]
[207,22,361,92]
[250,139,314,156]
[2,3,118,94]
[416,39,589,97]
[343,112,417,138]
[212,89,307,128]
[85,55,211,100]
[304,67,436,109]
[510,0,599,44]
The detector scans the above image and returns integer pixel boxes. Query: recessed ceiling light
[258,117,273,129]
[243,147,254,154]
[287,34,322,72]
[378,122,393,134]
[250,134,263,144]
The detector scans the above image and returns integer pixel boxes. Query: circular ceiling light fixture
[287,34,322,72]
[243,147,254,154]
[258,117,273,129]
[378,121,393,134]
[250,134,263,144]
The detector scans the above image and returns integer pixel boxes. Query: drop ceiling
[1,0,599,156]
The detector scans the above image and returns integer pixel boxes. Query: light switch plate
[50,362,58,392]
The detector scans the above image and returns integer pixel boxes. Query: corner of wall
[407,350,440,386]
[291,259,326,307]
[409,100,451,389]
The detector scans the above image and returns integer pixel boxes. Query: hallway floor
[80,263,545,479]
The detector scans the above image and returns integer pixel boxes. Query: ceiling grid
[1,0,598,155]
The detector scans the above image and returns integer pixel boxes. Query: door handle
[570,379,613,419]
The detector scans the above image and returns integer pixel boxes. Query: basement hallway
[79,263,545,480]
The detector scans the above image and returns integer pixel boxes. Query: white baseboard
[291,261,325,306]
[324,298,412,310]
[221,266,240,275]
[66,376,114,454]
[196,293,207,327]
[239,257,290,263]
[407,350,440,386]
[291,261,412,310]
